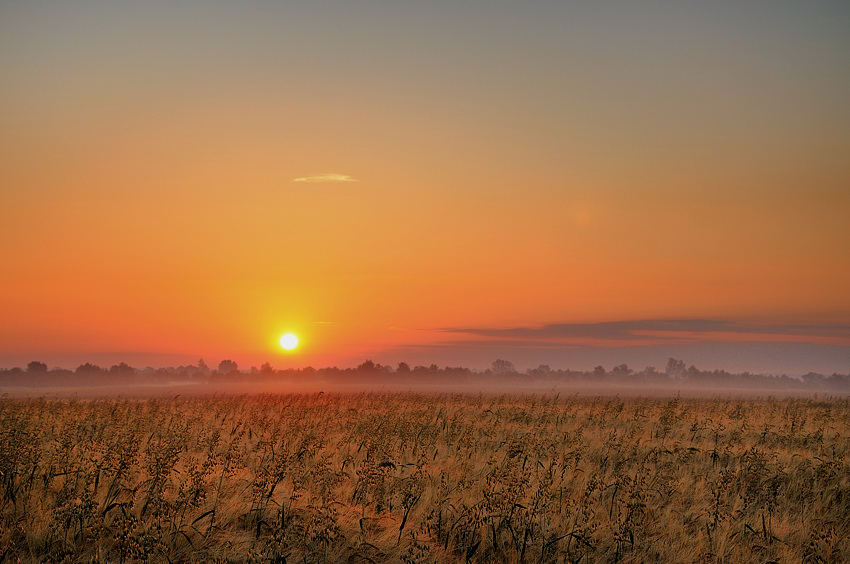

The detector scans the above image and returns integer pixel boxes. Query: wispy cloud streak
[292,173,358,183]
[443,319,850,347]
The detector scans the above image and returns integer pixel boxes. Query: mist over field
[3,356,850,399]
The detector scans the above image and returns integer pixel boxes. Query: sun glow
[279,333,298,350]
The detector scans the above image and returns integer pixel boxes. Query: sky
[2,1,849,375]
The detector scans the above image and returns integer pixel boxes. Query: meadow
[0,392,847,563]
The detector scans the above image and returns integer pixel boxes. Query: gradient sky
[2,1,849,374]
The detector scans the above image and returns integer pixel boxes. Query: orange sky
[1,2,849,373]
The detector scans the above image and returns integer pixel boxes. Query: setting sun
[1,1,848,376]
[279,333,298,351]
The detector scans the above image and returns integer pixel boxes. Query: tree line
[1,357,849,391]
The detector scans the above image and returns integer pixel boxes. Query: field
[1,392,848,563]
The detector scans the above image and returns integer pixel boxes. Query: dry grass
[0,392,848,563]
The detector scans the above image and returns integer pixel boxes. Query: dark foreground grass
[1,393,848,562]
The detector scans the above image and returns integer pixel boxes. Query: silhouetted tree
[827,373,848,388]
[528,364,552,377]
[611,364,632,378]
[109,362,134,376]
[27,361,48,373]
[491,359,515,374]
[665,358,686,379]
[397,362,410,373]
[641,366,660,381]
[357,360,377,372]
[76,363,103,375]
[686,364,701,380]
[801,372,825,383]
[218,359,238,373]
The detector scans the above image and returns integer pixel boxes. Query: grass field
[1,392,848,562]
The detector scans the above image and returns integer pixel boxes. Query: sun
[279,333,298,350]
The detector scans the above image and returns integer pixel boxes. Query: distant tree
[260,362,274,375]
[665,358,686,379]
[357,360,377,372]
[686,364,701,380]
[396,362,410,373]
[641,366,660,379]
[826,373,848,389]
[198,358,210,374]
[218,359,238,373]
[76,363,103,374]
[801,372,825,386]
[109,362,135,376]
[491,359,515,375]
[611,364,633,378]
[593,365,606,377]
[27,361,48,373]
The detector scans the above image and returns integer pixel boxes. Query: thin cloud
[443,319,850,347]
[292,173,358,183]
